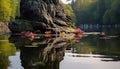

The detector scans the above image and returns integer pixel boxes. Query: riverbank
[0,22,10,33]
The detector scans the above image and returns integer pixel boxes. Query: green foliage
[16,0,20,17]
[103,0,120,24]
[61,3,74,16]
[0,0,11,21]
[10,0,17,20]
[61,2,76,22]
[61,2,76,23]
[0,0,17,22]
[72,0,98,24]
[71,0,120,25]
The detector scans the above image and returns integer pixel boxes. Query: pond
[0,27,120,69]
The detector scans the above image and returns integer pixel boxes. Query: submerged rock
[9,0,75,33]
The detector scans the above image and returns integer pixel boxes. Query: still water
[0,27,120,69]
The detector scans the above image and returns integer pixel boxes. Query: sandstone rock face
[9,0,75,33]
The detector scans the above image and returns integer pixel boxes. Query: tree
[0,0,17,22]
[103,0,120,24]
[61,2,76,23]
[16,0,20,17]
[10,0,17,20]
[71,0,98,25]
[71,0,120,25]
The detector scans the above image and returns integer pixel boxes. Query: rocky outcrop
[9,0,75,33]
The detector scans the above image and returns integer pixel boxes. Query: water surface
[0,27,120,69]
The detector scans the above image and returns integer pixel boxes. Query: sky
[61,0,72,4]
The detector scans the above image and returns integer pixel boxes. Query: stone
[9,0,75,33]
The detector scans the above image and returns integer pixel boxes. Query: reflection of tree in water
[0,53,9,69]
[0,36,16,69]
[9,35,72,69]
[75,35,120,61]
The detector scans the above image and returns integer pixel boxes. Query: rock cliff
[9,0,75,33]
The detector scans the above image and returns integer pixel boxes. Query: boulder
[9,0,75,33]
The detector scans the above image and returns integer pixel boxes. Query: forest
[71,0,120,25]
[0,0,120,25]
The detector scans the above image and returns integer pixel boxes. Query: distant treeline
[71,0,120,25]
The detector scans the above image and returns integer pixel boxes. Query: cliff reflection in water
[9,35,73,69]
